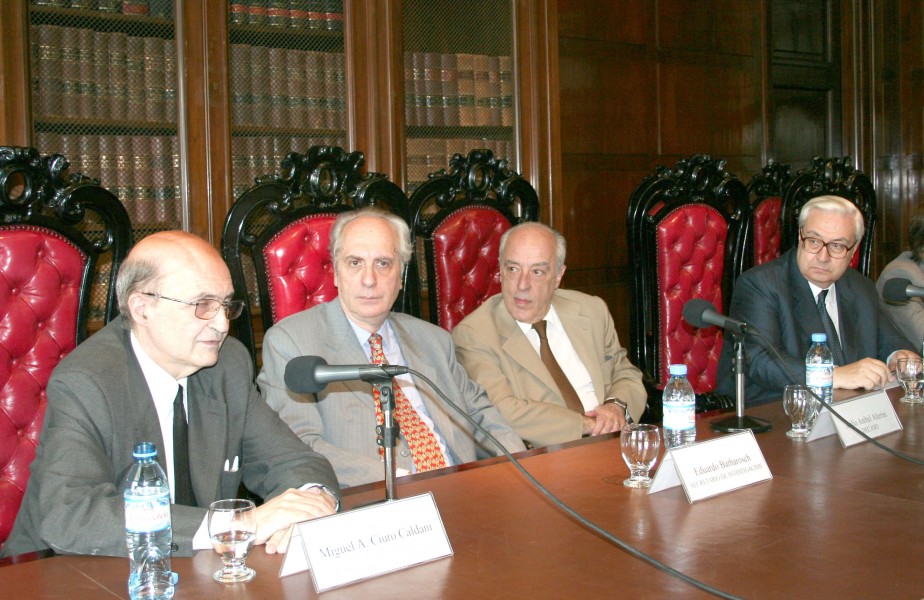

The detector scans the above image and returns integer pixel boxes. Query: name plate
[829,389,902,447]
[649,431,772,502]
[280,493,453,592]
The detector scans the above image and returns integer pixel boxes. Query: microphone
[882,277,924,303]
[682,298,749,336]
[284,355,409,394]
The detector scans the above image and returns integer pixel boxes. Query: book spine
[163,38,177,121]
[474,54,491,126]
[230,44,252,125]
[500,55,513,127]
[144,36,166,122]
[268,47,288,128]
[440,53,459,127]
[456,53,476,127]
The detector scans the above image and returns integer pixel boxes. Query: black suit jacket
[716,248,914,405]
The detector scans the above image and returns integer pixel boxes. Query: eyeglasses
[142,292,245,320]
[799,231,857,259]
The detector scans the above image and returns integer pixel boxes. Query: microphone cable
[406,368,743,600]
[745,329,924,466]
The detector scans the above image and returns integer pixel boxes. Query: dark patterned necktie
[816,289,847,366]
[173,384,195,506]
[368,333,447,472]
[532,320,585,413]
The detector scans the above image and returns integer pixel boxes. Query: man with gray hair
[717,195,918,405]
[258,207,525,488]
[3,231,339,558]
[452,221,646,448]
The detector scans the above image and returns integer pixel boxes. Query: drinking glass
[620,423,661,488]
[782,384,816,440]
[208,499,257,583]
[896,357,924,404]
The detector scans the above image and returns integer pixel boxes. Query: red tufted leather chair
[0,146,132,550]
[746,161,792,268]
[409,149,539,331]
[221,146,415,368]
[780,156,876,275]
[627,155,750,422]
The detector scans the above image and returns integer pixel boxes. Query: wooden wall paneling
[515,0,561,227]
[0,0,31,146]
[181,0,233,244]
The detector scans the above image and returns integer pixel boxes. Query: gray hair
[329,207,413,267]
[499,221,567,273]
[798,195,864,244]
[115,256,161,322]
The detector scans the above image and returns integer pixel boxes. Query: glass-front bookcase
[402,0,516,191]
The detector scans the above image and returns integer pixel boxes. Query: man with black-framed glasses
[4,231,340,559]
[717,195,918,406]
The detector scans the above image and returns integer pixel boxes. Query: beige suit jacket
[452,289,646,447]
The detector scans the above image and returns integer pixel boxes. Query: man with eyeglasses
[716,195,918,406]
[3,231,340,559]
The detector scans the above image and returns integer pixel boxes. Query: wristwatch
[604,397,634,425]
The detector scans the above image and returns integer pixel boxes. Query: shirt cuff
[192,515,210,550]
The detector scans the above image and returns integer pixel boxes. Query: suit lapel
[833,279,858,362]
[187,372,228,506]
[788,251,824,347]
[555,294,604,400]
[322,301,386,404]
[494,298,563,403]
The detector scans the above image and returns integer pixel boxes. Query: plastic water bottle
[124,442,175,600]
[805,333,834,406]
[663,364,696,448]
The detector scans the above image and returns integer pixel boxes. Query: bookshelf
[402,0,515,191]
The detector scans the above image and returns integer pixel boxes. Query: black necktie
[173,384,195,506]
[816,289,847,366]
[532,320,585,413]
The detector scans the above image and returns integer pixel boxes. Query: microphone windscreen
[682,298,716,328]
[284,355,328,394]
[883,277,912,303]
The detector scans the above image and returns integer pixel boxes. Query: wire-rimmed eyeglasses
[142,292,245,320]
[799,231,857,259]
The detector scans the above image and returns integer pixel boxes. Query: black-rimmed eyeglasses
[142,292,245,320]
[799,231,857,259]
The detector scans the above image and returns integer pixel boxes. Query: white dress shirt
[516,306,599,411]
[808,281,841,337]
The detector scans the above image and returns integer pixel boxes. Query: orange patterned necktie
[368,333,447,472]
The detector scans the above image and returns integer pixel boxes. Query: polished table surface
[3,388,924,599]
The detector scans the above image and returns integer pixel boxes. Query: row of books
[31,25,178,123]
[406,138,515,190]
[34,132,182,225]
[32,0,173,18]
[229,0,343,31]
[404,52,514,129]
[230,134,345,198]
[229,45,345,131]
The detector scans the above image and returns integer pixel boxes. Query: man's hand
[833,358,893,390]
[255,487,337,554]
[583,402,627,436]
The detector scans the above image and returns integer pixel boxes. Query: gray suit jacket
[717,248,914,405]
[257,300,526,488]
[876,251,924,349]
[452,290,646,447]
[3,317,339,558]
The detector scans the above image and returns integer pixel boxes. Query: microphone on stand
[682,298,771,433]
[284,355,409,394]
[882,277,924,303]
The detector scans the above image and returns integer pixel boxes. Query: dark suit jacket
[452,290,646,447]
[3,317,339,558]
[257,300,526,488]
[717,248,914,405]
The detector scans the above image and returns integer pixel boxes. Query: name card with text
[828,389,902,447]
[649,431,772,502]
[280,493,452,592]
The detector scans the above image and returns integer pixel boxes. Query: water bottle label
[663,403,696,430]
[125,493,171,533]
[805,364,833,388]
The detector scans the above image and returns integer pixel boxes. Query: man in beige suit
[452,222,646,448]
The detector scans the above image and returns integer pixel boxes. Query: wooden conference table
[2,387,923,599]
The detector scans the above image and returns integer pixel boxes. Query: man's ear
[554,264,567,288]
[126,292,149,321]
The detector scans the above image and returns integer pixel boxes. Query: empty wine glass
[620,423,661,488]
[782,384,816,440]
[208,498,257,583]
[897,357,924,404]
